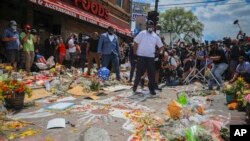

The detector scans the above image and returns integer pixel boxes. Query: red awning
[29,0,131,36]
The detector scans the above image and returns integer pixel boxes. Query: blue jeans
[102,54,120,80]
[208,63,228,88]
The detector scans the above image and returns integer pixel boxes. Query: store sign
[29,0,131,36]
[73,0,109,20]
[132,13,147,21]
[131,2,149,21]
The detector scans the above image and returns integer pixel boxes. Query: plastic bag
[46,56,55,68]
[36,63,48,70]
[187,96,207,115]
[166,100,182,120]
[186,125,213,141]
[178,91,189,106]
[201,110,231,135]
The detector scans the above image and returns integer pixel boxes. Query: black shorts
[6,49,19,63]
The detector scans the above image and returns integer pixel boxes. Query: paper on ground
[25,88,52,103]
[57,96,76,102]
[46,102,75,110]
[103,85,131,92]
[47,118,66,129]
[7,109,55,119]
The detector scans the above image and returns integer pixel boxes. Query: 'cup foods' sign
[73,0,109,19]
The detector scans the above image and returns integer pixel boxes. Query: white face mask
[147,28,153,33]
[11,25,17,31]
[156,30,160,34]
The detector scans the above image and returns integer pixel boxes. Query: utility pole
[155,0,159,12]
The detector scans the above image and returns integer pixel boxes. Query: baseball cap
[146,20,154,26]
[24,24,31,29]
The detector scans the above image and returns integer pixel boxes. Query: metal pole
[170,31,172,48]
[155,0,159,12]
[237,23,242,31]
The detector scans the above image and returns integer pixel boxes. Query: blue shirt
[236,61,250,74]
[2,28,20,50]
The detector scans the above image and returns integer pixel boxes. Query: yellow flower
[237,77,244,82]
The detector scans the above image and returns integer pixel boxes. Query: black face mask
[108,31,114,35]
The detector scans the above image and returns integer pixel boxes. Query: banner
[29,0,131,36]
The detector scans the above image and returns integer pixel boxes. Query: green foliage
[90,80,100,91]
[223,84,237,95]
[220,127,230,141]
[160,8,204,42]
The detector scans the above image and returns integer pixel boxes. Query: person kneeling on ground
[230,56,250,83]
[161,51,179,86]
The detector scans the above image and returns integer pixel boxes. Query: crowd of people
[0,20,128,77]
[1,20,250,96]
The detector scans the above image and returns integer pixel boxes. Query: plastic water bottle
[45,81,51,91]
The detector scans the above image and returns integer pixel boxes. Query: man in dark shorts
[2,20,20,71]
[87,32,100,75]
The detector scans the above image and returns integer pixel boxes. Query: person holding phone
[20,24,35,72]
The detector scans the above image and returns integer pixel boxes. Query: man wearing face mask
[20,24,35,72]
[132,20,164,96]
[44,33,57,59]
[68,33,78,68]
[97,26,121,80]
[2,20,20,71]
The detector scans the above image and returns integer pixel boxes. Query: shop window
[116,0,123,7]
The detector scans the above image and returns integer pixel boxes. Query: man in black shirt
[208,42,228,90]
[87,32,100,75]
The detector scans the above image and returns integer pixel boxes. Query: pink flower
[244,94,250,103]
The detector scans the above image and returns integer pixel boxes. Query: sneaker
[155,88,162,92]
[148,93,159,98]
[141,87,147,91]
[150,91,156,95]
[132,91,142,95]
[155,88,162,93]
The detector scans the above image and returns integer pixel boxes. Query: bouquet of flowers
[223,84,237,96]
[245,94,250,104]
[0,79,32,100]
[235,77,247,92]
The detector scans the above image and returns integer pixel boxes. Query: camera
[31,29,37,35]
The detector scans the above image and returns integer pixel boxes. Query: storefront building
[0,0,132,46]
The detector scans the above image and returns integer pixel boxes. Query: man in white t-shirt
[68,33,77,68]
[133,20,164,95]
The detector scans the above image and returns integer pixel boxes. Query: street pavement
[1,83,248,141]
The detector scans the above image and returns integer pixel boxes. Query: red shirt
[59,43,66,55]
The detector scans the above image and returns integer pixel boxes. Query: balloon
[98,67,110,81]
